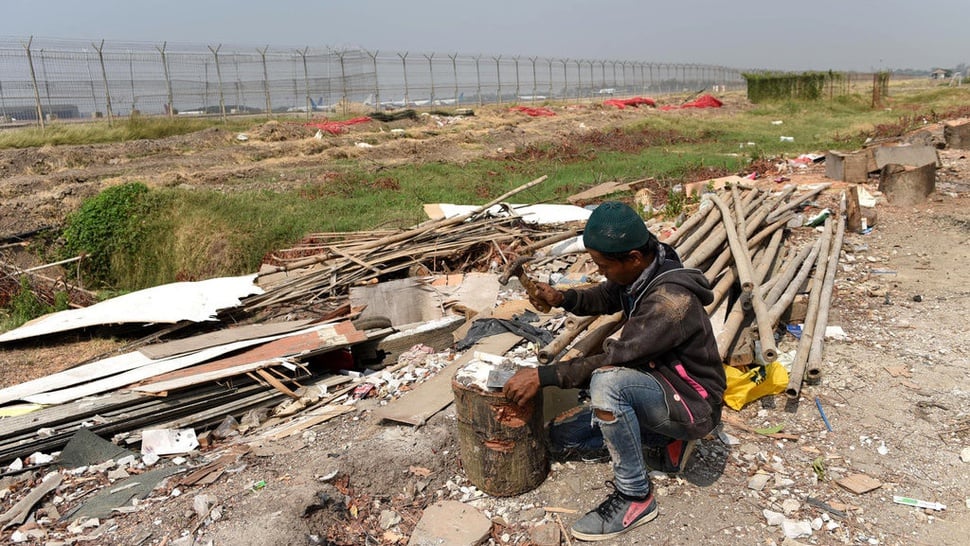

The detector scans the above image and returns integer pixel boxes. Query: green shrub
[62,182,151,287]
[1,276,69,331]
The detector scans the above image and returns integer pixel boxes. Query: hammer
[498,256,551,313]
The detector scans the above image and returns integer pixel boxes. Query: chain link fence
[0,36,748,127]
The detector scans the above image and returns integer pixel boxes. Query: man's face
[587,249,649,286]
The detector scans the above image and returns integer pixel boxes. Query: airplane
[286,97,337,113]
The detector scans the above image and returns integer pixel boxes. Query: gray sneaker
[570,482,658,541]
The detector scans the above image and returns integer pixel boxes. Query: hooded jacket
[536,244,725,439]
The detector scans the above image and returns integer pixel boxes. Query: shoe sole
[570,507,659,542]
[677,440,697,473]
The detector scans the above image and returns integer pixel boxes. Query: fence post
[156,42,174,117]
[22,37,44,129]
[92,40,114,123]
[424,52,435,106]
[475,55,482,107]
[513,56,520,102]
[298,47,310,120]
[575,59,582,102]
[398,52,409,107]
[547,59,554,99]
[530,57,539,103]
[493,55,502,105]
[0,79,7,121]
[561,58,569,100]
[368,50,381,109]
[338,50,348,115]
[259,46,272,116]
[208,44,226,121]
[128,50,135,113]
[449,53,458,105]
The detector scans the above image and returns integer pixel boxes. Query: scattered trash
[836,473,882,494]
[893,495,945,511]
[235,133,249,141]
[141,428,199,456]
[771,120,784,125]
[805,208,831,227]
[786,323,803,339]
[354,141,374,148]
[780,136,795,142]
[912,294,923,302]
[251,480,267,491]
[960,447,970,463]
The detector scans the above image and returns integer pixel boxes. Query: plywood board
[373,332,522,426]
[139,319,314,359]
[22,322,364,406]
[0,275,262,343]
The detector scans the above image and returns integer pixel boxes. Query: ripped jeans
[549,367,689,498]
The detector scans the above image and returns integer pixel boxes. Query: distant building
[0,104,81,121]
[930,68,950,80]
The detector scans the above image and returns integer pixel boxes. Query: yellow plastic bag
[723,362,789,411]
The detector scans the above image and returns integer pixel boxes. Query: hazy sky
[1,0,966,71]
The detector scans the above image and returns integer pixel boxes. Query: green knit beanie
[583,201,653,253]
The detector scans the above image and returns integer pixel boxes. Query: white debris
[748,473,771,491]
[781,519,812,539]
[764,509,785,526]
[960,447,970,463]
[781,498,800,515]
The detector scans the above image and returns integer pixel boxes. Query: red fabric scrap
[604,97,656,109]
[510,106,556,117]
[306,116,372,134]
[659,94,724,111]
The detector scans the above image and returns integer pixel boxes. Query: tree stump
[452,379,548,497]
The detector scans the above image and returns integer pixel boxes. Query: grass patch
[0,115,260,149]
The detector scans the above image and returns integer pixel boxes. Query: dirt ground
[1,100,969,546]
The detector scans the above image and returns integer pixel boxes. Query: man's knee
[594,408,615,422]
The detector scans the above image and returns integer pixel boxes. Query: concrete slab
[825,150,868,183]
[407,500,492,546]
[944,119,970,150]
[871,144,939,171]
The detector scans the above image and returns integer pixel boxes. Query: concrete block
[871,144,939,171]
[408,500,492,546]
[944,119,970,150]
[825,151,869,182]
[878,163,936,206]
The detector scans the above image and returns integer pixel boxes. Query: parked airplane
[286,97,337,113]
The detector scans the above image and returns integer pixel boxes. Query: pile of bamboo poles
[243,176,576,314]
[660,183,843,399]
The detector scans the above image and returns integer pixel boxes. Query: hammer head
[498,256,532,285]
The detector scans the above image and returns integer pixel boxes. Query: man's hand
[529,282,565,311]
[503,367,541,407]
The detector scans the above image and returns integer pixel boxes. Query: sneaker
[570,482,658,541]
[644,439,696,474]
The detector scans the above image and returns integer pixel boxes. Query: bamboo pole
[712,228,783,361]
[764,239,820,320]
[712,194,779,361]
[661,199,711,246]
[674,193,729,257]
[766,183,832,224]
[767,237,825,327]
[562,312,625,360]
[785,218,833,399]
[538,315,597,364]
[805,212,845,384]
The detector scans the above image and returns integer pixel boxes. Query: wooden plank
[132,359,294,394]
[265,405,355,440]
[22,322,365,406]
[373,332,522,426]
[567,181,632,204]
[138,319,314,359]
[255,369,301,399]
[836,473,882,494]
